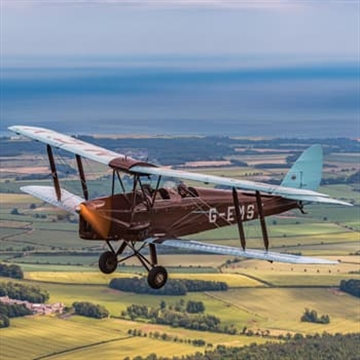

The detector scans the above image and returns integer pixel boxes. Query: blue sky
[1,1,359,138]
[1,1,359,61]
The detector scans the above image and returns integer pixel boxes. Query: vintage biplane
[9,126,352,289]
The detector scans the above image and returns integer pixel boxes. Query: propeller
[77,201,133,239]
[78,203,111,239]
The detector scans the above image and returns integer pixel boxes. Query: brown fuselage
[79,186,299,241]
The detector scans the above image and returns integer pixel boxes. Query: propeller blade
[79,203,111,239]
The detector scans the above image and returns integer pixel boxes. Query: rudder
[280,145,323,191]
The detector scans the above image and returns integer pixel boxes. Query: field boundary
[33,335,133,360]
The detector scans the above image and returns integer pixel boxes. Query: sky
[0,1,359,138]
[1,1,359,61]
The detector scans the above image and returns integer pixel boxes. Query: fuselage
[79,186,299,241]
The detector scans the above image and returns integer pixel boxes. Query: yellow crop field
[0,316,128,360]
[170,273,262,287]
[25,271,263,288]
[48,337,197,360]
[25,271,135,285]
[0,193,37,204]
[0,315,271,360]
[212,288,360,335]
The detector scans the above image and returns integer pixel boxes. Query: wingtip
[8,125,19,133]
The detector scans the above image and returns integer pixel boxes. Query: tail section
[281,145,322,191]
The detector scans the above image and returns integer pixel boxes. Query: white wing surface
[130,165,352,206]
[9,125,352,206]
[146,238,338,264]
[21,186,84,215]
[9,125,123,165]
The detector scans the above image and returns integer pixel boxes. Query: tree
[301,308,330,324]
[72,302,109,319]
[160,300,167,309]
[186,301,205,314]
[0,264,24,279]
[0,314,10,328]
[340,279,360,298]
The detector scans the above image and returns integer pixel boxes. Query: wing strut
[75,155,89,200]
[46,145,61,201]
[256,191,269,251]
[232,187,246,251]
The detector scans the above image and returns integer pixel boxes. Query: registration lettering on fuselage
[209,204,255,223]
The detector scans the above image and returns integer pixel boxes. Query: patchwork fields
[0,143,359,359]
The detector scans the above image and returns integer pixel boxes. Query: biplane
[9,126,352,289]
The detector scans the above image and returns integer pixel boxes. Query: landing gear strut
[98,240,168,289]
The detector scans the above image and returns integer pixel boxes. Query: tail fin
[280,145,322,191]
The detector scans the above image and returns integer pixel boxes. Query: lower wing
[20,186,84,215]
[146,238,338,264]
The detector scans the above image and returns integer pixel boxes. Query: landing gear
[98,240,168,289]
[98,251,117,274]
[147,266,168,289]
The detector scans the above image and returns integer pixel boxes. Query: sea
[1,55,359,138]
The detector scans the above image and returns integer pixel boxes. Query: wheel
[147,266,168,289]
[98,251,117,274]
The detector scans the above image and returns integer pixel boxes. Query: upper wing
[130,165,353,206]
[146,238,338,264]
[9,125,352,206]
[9,125,124,166]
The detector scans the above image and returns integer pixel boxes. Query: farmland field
[0,315,271,360]
[212,288,360,334]
[1,139,359,359]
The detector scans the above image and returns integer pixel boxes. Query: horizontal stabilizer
[146,238,338,264]
[21,186,84,215]
[281,194,353,207]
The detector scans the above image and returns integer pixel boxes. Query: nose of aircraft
[78,202,111,239]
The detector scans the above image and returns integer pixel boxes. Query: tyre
[98,251,117,274]
[147,266,168,289]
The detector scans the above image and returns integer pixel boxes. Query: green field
[1,145,359,360]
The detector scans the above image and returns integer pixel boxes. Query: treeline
[301,308,330,324]
[155,310,227,333]
[124,300,205,320]
[340,279,360,298]
[109,277,227,295]
[72,301,109,319]
[181,279,228,292]
[0,263,23,279]
[0,302,32,328]
[121,300,236,334]
[0,282,49,303]
[127,328,209,348]
[128,333,360,360]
